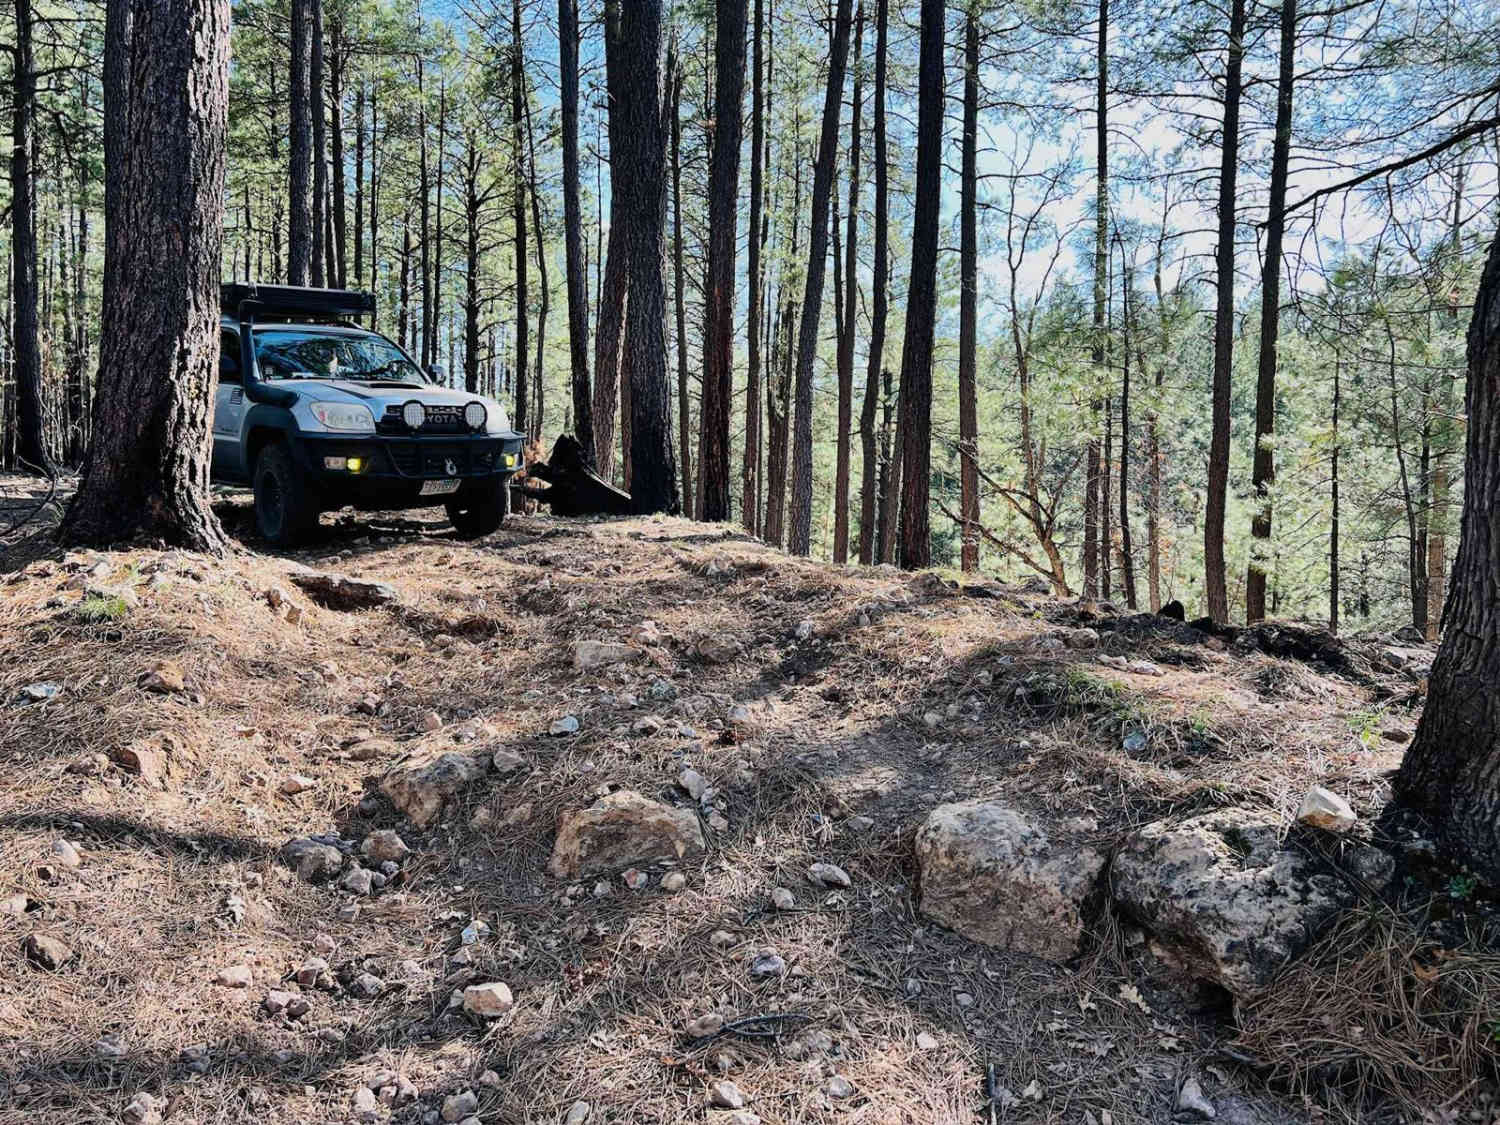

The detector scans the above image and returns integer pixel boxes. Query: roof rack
[221,282,376,322]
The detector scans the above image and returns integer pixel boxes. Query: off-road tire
[253,442,321,546]
[446,477,510,539]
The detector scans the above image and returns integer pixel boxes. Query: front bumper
[293,431,525,507]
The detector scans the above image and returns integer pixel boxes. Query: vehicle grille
[386,440,506,478]
[378,403,471,435]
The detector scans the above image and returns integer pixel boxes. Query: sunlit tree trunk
[856,0,889,565]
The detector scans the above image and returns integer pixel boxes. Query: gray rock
[1296,786,1356,832]
[380,751,488,827]
[564,1102,592,1125]
[340,866,375,895]
[914,800,1105,963]
[441,1090,479,1122]
[491,748,527,776]
[808,862,851,888]
[214,964,252,988]
[462,981,514,1017]
[827,1075,855,1099]
[771,887,795,910]
[550,715,581,737]
[280,837,345,882]
[748,950,785,980]
[547,790,706,878]
[1177,1076,1216,1119]
[679,768,707,800]
[122,1092,164,1125]
[573,640,641,670]
[710,1080,746,1109]
[1111,808,1358,996]
[50,839,82,868]
[361,829,411,864]
[348,972,385,999]
[23,932,72,971]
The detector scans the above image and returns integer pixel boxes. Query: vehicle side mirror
[426,364,446,382]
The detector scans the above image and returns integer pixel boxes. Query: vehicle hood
[304,380,497,411]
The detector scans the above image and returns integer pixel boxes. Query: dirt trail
[0,490,1441,1124]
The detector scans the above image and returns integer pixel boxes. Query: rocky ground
[0,480,1493,1125]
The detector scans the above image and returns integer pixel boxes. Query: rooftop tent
[221,283,375,322]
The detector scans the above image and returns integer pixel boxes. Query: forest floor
[0,475,1492,1125]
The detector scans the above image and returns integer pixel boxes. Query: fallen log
[516,434,633,517]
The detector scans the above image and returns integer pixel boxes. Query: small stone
[214,964,253,988]
[686,1013,724,1038]
[710,1080,746,1109]
[352,1086,379,1119]
[141,660,186,693]
[348,737,397,761]
[479,1069,502,1088]
[915,1031,940,1051]
[550,715,580,737]
[1,894,29,915]
[771,887,795,910]
[463,981,515,1017]
[660,871,687,892]
[338,904,360,923]
[694,634,743,665]
[361,830,411,864]
[593,880,612,898]
[122,1092,164,1125]
[280,837,345,882]
[709,929,736,948]
[622,868,650,890]
[95,1032,128,1059]
[1126,659,1165,677]
[573,640,641,670]
[262,989,295,1014]
[827,1075,855,1099]
[279,774,317,795]
[727,703,752,726]
[649,678,677,701]
[679,768,707,800]
[491,748,527,776]
[20,681,60,703]
[564,1101,592,1125]
[22,932,72,971]
[1177,1076,1216,1119]
[421,711,444,732]
[441,1090,479,1122]
[748,950,785,980]
[808,862,851,888]
[1297,786,1356,833]
[793,619,815,641]
[340,867,375,895]
[632,715,663,736]
[349,972,385,999]
[313,932,336,954]
[50,838,82,868]
[295,958,331,989]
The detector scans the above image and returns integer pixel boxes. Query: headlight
[309,401,376,432]
[464,401,487,431]
[401,401,426,430]
[485,403,513,435]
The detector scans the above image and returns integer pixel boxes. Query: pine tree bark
[788,0,854,555]
[510,4,529,437]
[670,62,693,516]
[957,5,979,572]
[857,0,889,565]
[11,0,49,475]
[353,76,364,287]
[593,3,630,481]
[1246,0,1295,623]
[1205,0,1246,623]
[896,0,943,570]
[310,0,326,288]
[608,0,678,514]
[560,0,594,462]
[1118,238,1138,607]
[878,364,900,564]
[1394,228,1500,881]
[288,0,313,285]
[699,0,748,522]
[1330,354,1341,632]
[328,19,347,287]
[59,0,230,554]
[833,2,865,562]
[1084,0,1108,600]
[741,0,767,532]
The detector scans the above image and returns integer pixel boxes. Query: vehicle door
[212,330,248,481]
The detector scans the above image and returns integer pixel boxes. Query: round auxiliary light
[464,401,487,431]
[401,400,426,430]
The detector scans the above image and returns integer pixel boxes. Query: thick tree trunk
[510,6,529,437]
[1395,229,1500,881]
[59,0,231,554]
[1205,0,1246,623]
[310,0,326,287]
[417,61,432,366]
[524,76,548,436]
[788,0,855,555]
[896,0,943,569]
[434,81,447,380]
[957,6,979,573]
[608,0,678,514]
[560,0,594,462]
[1118,241,1137,608]
[765,301,795,546]
[699,0,748,522]
[353,77,364,287]
[11,0,49,475]
[463,134,483,395]
[288,0,313,285]
[1246,0,1296,623]
[1149,220,1167,611]
[329,20,347,288]
[833,2,865,562]
[593,8,629,482]
[1084,0,1108,600]
[856,0,888,565]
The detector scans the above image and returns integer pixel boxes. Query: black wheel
[254,443,321,546]
[446,477,510,538]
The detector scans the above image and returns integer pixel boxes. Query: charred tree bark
[59,0,231,553]
[560,0,594,463]
[957,5,979,572]
[288,0,313,285]
[1205,0,1246,623]
[857,0,889,565]
[1246,0,1295,623]
[700,0,749,522]
[1395,229,1500,881]
[788,0,854,555]
[11,0,49,475]
[896,0,943,569]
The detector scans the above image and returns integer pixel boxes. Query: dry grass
[0,479,1471,1124]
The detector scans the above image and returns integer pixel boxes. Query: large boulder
[1111,808,1356,996]
[914,800,1105,963]
[547,790,706,878]
[380,750,488,827]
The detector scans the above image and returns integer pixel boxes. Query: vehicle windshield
[253,327,428,384]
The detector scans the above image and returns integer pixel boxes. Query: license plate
[419,479,461,497]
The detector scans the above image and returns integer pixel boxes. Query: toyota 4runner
[213,283,525,545]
